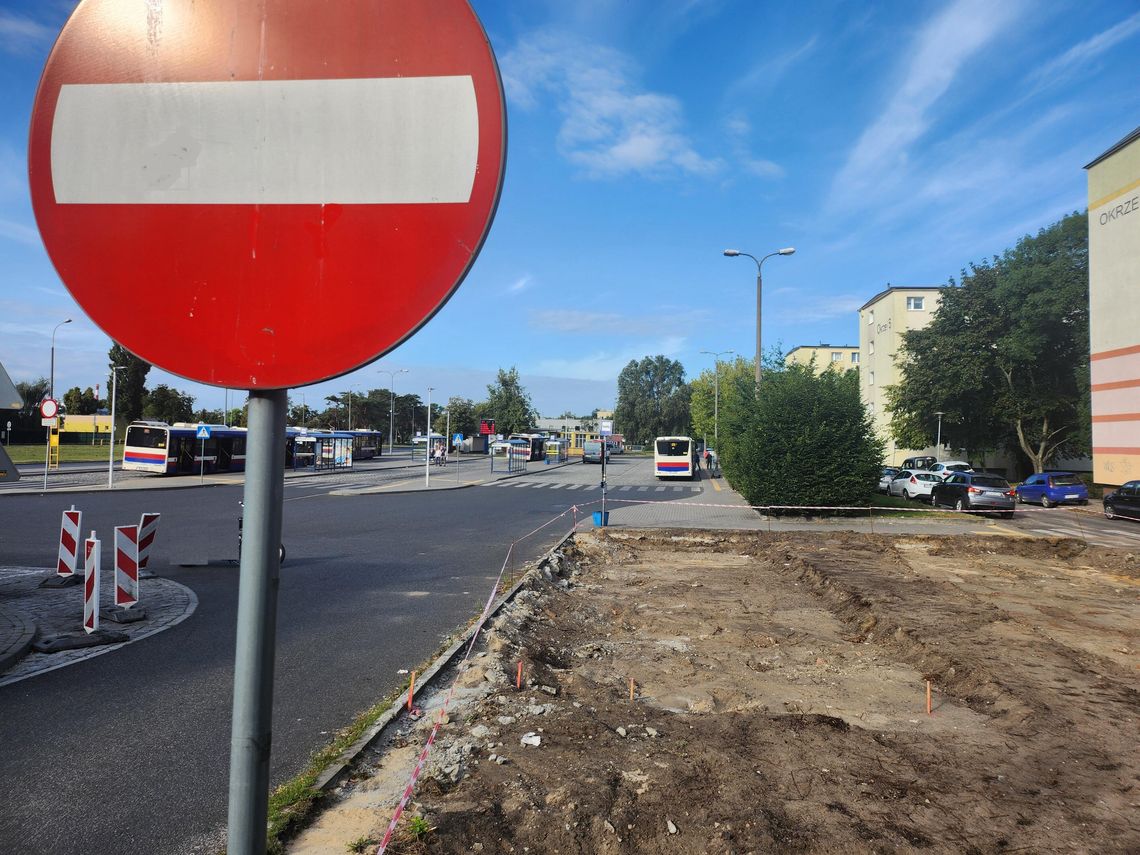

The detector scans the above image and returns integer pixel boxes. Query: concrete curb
[310,527,577,795]
[0,603,37,675]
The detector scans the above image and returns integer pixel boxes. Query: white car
[888,469,940,501]
[928,460,974,479]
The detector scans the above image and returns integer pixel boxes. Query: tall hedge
[719,364,883,508]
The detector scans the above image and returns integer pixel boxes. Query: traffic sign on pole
[196,424,212,440]
[29,0,506,389]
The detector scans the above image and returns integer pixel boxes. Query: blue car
[1016,471,1088,508]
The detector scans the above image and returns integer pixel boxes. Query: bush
[719,365,883,508]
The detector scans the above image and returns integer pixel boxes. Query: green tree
[12,378,49,430]
[885,212,1089,473]
[143,384,195,423]
[435,396,478,437]
[194,408,225,424]
[690,356,754,450]
[107,343,151,424]
[614,355,691,445]
[482,367,536,436]
[62,386,99,415]
[720,364,883,507]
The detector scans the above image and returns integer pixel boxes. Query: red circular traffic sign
[29,0,506,389]
[40,398,60,419]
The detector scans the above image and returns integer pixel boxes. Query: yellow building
[1086,127,1140,486]
[858,284,944,466]
[785,344,860,373]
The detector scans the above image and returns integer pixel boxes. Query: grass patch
[5,442,122,464]
[870,492,956,519]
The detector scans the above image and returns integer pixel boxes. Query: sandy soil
[289,530,1139,854]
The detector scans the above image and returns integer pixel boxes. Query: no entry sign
[29,0,506,389]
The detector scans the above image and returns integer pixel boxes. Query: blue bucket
[592,511,609,527]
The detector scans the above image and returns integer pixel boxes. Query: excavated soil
[290,530,1139,854]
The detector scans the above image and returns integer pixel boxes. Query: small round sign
[40,398,60,419]
[29,0,506,389]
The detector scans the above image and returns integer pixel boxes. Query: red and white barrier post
[57,505,82,577]
[114,525,139,608]
[137,512,161,569]
[83,531,100,634]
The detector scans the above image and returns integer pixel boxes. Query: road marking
[550,483,566,489]
[655,486,666,492]
[619,486,632,491]
[638,486,649,492]
[988,524,1035,538]
[711,478,722,492]
[567,484,583,490]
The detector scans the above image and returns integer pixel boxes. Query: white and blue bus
[654,435,698,480]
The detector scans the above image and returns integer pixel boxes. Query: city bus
[122,422,356,474]
[654,435,698,480]
[122,422,246,474]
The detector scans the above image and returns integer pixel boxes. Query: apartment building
[858,285,944,466]
[1086,126,1140,486]
[785,344,860,373]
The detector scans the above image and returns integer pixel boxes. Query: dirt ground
[289,530,1139,854]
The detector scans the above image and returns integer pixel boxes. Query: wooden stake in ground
[926,680,932,715]
[629,678,635,702]
[516,661,523,690]
[408,671,416,711]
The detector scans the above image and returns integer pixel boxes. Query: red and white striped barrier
[83,531,100,634]
[57,505,82,577]
[137,512,160,569]
[114,525,140,609]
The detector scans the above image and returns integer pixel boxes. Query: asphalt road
[0,463,619,855]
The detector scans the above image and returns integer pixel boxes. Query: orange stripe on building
[1091,413,1140,422]
[1091,378,1140,392]
[1092,447,1140,455]
[1090,342,1140,362]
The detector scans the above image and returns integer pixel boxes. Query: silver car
[931,472,1015,517]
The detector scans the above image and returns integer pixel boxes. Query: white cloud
[831,0,1024,208]
[529,308,708,337]
[0,219,41,247]
[501,30,720,178]
[723,112,784,179]
[0,11,53,55]
[534,336,688,381]
[506,275,532,294]
[1028,11,1140,90]
[725,35,818,101]
[773,295,865,324]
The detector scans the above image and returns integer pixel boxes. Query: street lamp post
[108,364,123,488]
[700,348,734,452]
[424,386,434,487]
[934,411,944,454]
[377,368,408,456]
[722,248,795,385]
[44,318,72,490]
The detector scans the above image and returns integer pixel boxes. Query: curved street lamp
[49,318,72,401]
[722,248,795,384]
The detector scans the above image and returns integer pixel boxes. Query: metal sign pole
[227,389,286,855]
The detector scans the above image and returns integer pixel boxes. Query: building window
[869,340,875,354]
[906,296,925,311]
[869,371,875,386]
[851,352,860,364]
[867,310,874,325]
[831,352,842,362]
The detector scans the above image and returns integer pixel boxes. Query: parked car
[1102,480,1140,522]
[928,460,973,479]
[1016,472,1089,507]
[901,455,937,471]
[582,439,609,463]
[878,466,900,493]
[888,469,940,501]
[931,472,1015,517]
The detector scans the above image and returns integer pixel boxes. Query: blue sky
[3,0,1139,418]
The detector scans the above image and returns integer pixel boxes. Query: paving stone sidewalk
[0,566,197,687]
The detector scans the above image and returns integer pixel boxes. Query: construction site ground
[289,529,1139,854]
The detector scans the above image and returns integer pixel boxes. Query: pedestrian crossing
[1026,522,1140,549]
[488,480,701,493]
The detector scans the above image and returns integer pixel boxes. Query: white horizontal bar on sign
[51,77,478,205]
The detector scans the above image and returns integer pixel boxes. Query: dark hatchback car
[1103,480,1140,522]
[931,471,1015,517]
[1016,471,1088,507]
